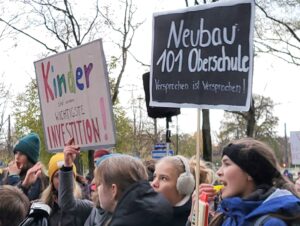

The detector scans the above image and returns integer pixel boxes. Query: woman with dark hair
[0,133,48,201]
[210,138,300,226]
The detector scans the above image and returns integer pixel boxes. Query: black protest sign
[150,0,254,111]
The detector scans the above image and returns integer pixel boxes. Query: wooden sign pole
[195,108,201,226]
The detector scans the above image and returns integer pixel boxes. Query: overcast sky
[1,0,299,141]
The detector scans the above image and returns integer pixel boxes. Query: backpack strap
[253,214,271,226]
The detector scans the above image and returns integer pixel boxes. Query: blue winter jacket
[217,188,300,226]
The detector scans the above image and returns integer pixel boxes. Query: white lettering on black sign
[150,0,254,111]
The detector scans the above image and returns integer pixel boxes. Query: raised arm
[58,138,93,220]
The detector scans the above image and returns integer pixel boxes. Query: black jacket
[172,197,192,226]
[109,181,173,226]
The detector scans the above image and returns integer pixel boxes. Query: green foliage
[217,94,282,160]
[219,95,278,139]
[176,133,197,157]
[170,132,206,158]
[113,104,134,153]
[12,78,51,166]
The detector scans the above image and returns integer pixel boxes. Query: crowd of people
[0,132,300,226]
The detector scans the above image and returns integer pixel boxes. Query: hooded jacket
[109,180,173,226]
[215,186,300,226]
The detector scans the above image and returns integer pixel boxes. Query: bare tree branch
[128,50,150,67]
[0,16,58,53]
[256,3,300,43]
[98,0,143,104]
[255,2,300,65]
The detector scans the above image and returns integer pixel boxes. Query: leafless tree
[0,76,11,150]
[0,0,144,174]
[98,0,144,104]
[255,0,300,65]
[0,0,102,52]
[0,0,143,103]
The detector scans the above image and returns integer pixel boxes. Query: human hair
[157,155,186,177]
[154,155,195,197]
[0,185,30,226]
[94,155,147,200]
[189,156,216,184]
[142,159,157,181]
[40,172,82,207]
[225,138,298,195]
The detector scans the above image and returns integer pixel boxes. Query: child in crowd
[151,155,195,226]
[40,152,86,226]
[59,138,111,226]
[210,138,300,226]
[0,133,48,200]
[60,138,173,226]
[94,153,173,226]
[0,185,30,226]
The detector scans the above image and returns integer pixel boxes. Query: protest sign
[150,0,255,111]
[34,39,116,152]
[290,131,300,165]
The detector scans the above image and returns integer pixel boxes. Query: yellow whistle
[213,185,224,193]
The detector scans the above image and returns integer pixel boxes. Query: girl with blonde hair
[151,155,196,226]
[40,152,84,226]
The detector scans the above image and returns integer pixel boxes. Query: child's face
[151,160,182,206]
[217,155,254,199]
[97,181,117,213]
[14,151,28,169]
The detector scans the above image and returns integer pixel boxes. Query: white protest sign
[290,131,300,165]
[34,39,116,152]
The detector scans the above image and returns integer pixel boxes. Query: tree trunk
[87,150,95,181]
[74,156,83,176]
[202,109,212,162]
[246,98,255,137]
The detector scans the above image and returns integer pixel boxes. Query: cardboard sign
[150,0,255,111]
[34,39,116,152]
